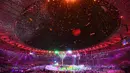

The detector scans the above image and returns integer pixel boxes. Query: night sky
[15,0,120,51]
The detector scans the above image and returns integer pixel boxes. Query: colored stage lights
[67,50,72,54]
[65,0,77,3]
[54,50,59,54]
